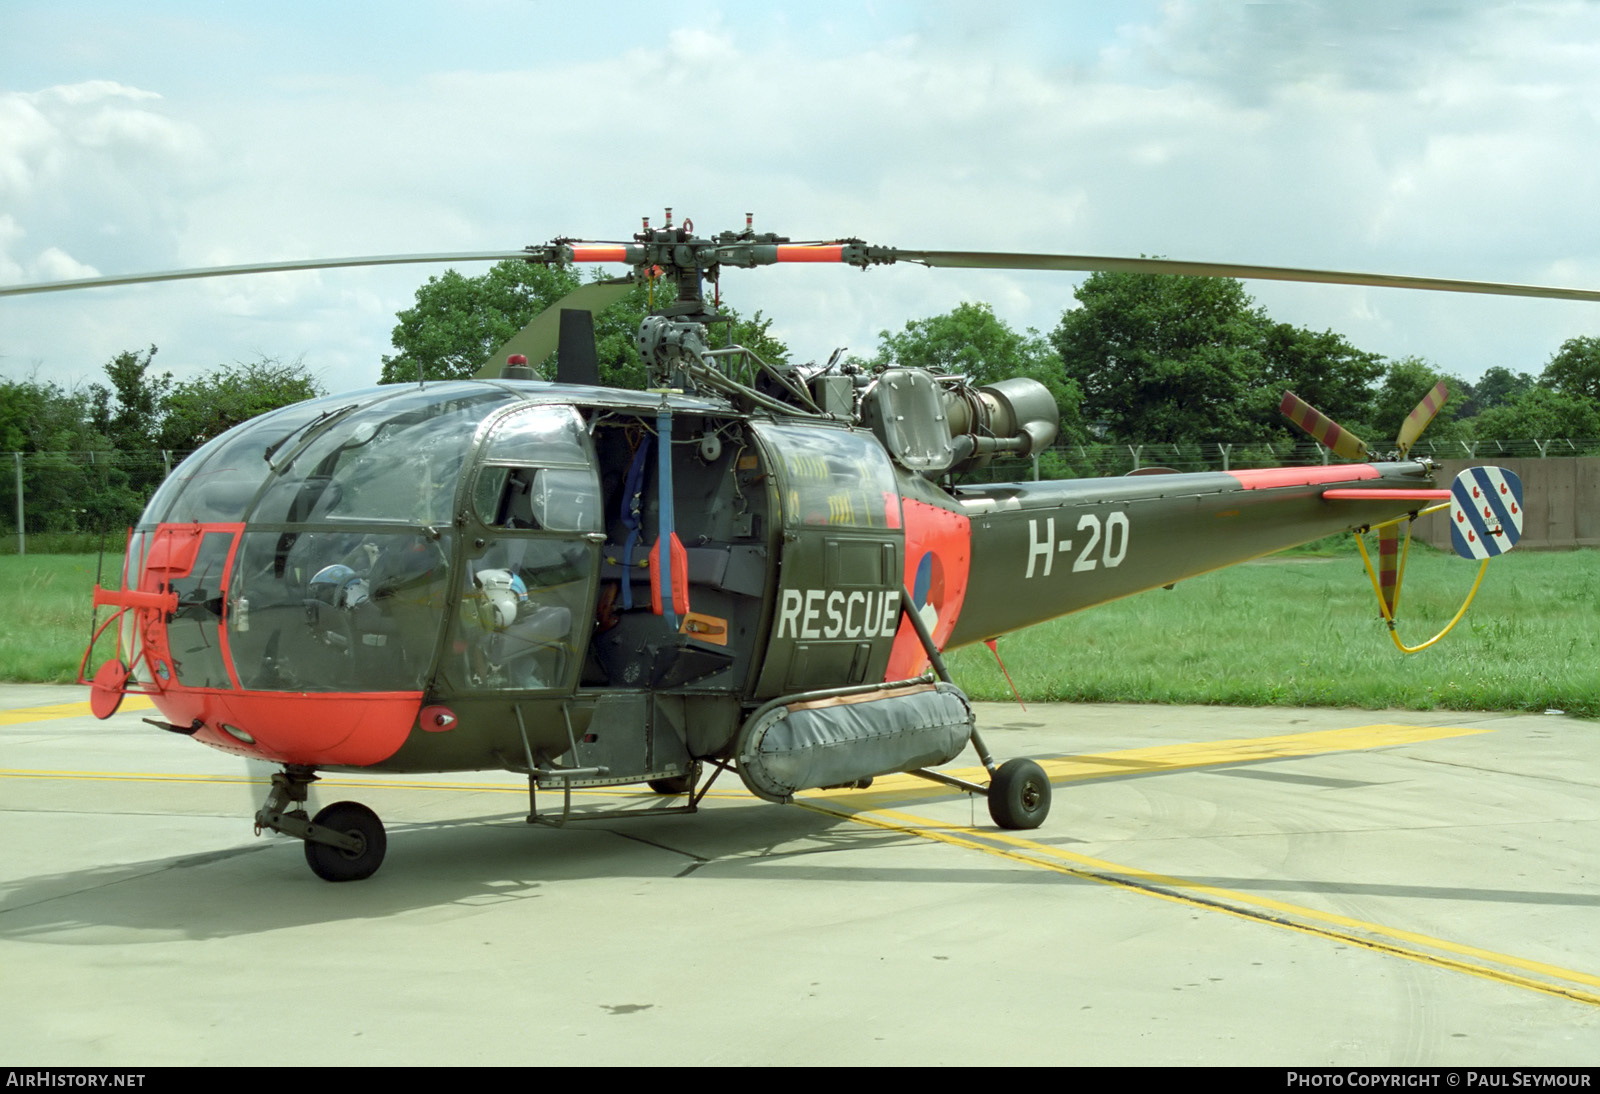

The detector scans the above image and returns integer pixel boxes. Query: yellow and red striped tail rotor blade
[1396,381,1449,458]
[1377,525,1401,618]
[1279,391,1370,461]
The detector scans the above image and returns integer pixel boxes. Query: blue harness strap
[655,405,680,629]
[618,435,652,610]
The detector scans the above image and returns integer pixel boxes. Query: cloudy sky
[3,0,1598,398]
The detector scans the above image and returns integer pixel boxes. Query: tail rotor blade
[1377,524,1401,618]
[1279,391,1370,462]
[1396,381,1449,458]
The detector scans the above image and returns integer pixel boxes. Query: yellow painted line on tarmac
[0,768,260,786]
[2,723,1486,802]
[793,800,1600,1009]
[1033,723,1491,781]
[0,767,753,802]
[0,696,155,726]
[12,717,1588,1005]
[818,722,1489,807]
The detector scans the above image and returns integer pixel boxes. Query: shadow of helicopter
[0,798,1008,943]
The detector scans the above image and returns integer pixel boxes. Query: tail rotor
[1395,380,1449,458]
[1278,391,1371,461]
[1280,380,1450,462]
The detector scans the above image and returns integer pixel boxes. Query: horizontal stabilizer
[1322,489,1450,501]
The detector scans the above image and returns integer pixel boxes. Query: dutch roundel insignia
[1449,467,1523,559]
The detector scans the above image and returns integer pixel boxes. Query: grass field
[949,543,1600,716]
[0,554,121,684]
[3,546,1596,716]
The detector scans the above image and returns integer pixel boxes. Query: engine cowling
[861,368,1059,476]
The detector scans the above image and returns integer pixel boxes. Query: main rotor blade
[476,278,635,379]
[890,251,1600,305]
[0,251,533,297]
[1395,380,1450,458]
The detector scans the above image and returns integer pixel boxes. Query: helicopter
[4,211,1588,882]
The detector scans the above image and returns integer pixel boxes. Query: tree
[89,346,170,453]
[1457,365,1535,419]
[1367,356,1464,447]
[1469,387,1600,442]
[874,302,1084,441]
[723,309,790,369]
[159,356,325,451]
[381,262,583,384]
[1540,336,1600,402]
[381,261,791,390]
[1254,322,1384,435]
[0,377,143,533]
[82,346,175,501]
[1051,272,1270,444]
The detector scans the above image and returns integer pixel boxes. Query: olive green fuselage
[946,463,1433,645]
[120,379,1436,783]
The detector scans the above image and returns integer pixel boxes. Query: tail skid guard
[1352,468,1521,654]
[736,678,974,804]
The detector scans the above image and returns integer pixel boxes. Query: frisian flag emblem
[1449,467,1523,559]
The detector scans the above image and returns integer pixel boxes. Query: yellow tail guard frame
[1354,509,1488,654]
[1353,468,1523,653]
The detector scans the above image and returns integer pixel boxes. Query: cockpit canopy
[128,383,609,696]
[141,383,523,528]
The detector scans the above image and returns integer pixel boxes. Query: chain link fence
[968,437,1600,484]
[7,439,1600,553]
[4,449,193,554]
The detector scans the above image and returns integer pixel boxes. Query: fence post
[1127,444,1142,471]
[1216,443,1231,471]
[13,452,23,556]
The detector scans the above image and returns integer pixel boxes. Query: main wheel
[647,762,701,796]
[647,775,693,795]
[987,758,1051,830]
[304,801,387,882]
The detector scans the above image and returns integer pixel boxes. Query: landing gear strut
[254,767,388,882]
[897,584,1055,831]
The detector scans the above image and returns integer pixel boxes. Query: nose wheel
[255,768,389,881]
[303,801,388,882]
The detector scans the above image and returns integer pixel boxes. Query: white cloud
[38,80,163,107]
[2,3,1598,396]
[30,247,100,281]
[0,81,209,293]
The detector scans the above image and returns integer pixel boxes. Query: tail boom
[945,460,1438,646]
